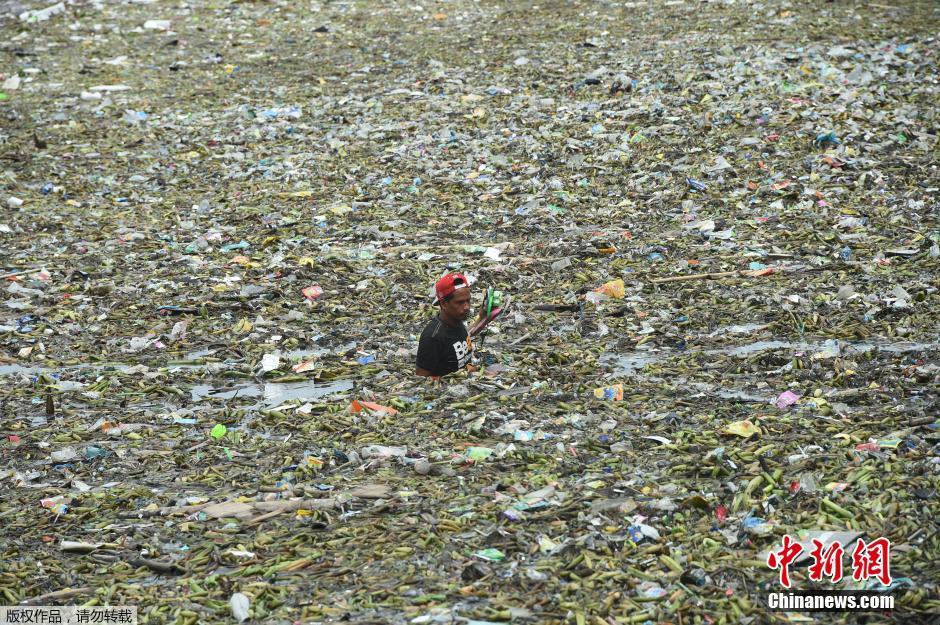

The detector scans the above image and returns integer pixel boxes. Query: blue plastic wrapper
[627,525,644,543]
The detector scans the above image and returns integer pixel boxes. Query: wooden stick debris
[242,509,286,527]
[534,267,795,312]
[117,502,210,519]
[21,587,94,606]
[128,557,185,574]
[0,268,44,281]
[650,269,756,284]
[60,541,106,553]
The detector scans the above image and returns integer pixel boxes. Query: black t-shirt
[416,317,473,376]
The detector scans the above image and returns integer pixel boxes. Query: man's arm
[468,305,503,337]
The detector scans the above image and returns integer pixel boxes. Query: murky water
[687,382,774,403]
[602,338,939,376]
[707,323,771,337]
[1,340,343,380]
[184,348,216,360]
[704,341,795,357]
[189,384,262,401]
[283,348,330,359]
[0,364,39,375]
[602,351,663,374]
[263,379,354,403]
[3,351,352,413]
[190,379,354,405]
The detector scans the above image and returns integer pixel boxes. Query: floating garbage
[0,0,936,622]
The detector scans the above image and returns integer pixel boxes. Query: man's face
[441,286,472,321]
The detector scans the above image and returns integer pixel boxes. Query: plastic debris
[776,391,801,409]
[474,549,505,562]
[349,400,399,417]
[594,279,626,300]
[0,1,936,623]
[230,592,251,623]
[722,420,762,438]
[593,384,624,401]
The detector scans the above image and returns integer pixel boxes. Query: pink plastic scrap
[775,390,800,409]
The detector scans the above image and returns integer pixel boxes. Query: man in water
[415,273,500,378]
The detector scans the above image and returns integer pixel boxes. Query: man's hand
[468,293,488,337]
[467,308,503,336]
[468,295,504,337]
[466,289,485,337]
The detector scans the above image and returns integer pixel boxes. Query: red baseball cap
[433,272,469,305]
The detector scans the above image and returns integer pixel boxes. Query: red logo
[767,535,892,588]
[766,535,803,588]
[808,539,844,583]
[852,538,892,587]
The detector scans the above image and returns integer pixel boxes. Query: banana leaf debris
[1,0,938,623]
